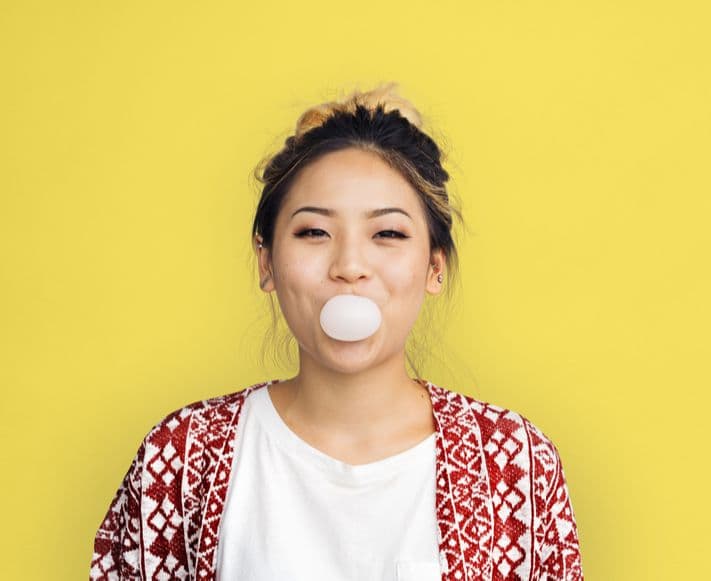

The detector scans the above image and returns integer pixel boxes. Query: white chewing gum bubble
[319,294,382,342]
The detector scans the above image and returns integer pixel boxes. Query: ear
[426,248,446,295]
[254,235,275,293]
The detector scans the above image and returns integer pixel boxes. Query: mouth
[318,294,382,342]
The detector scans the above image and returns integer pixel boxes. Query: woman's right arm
[89,440,146,580]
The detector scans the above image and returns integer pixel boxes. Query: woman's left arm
[539,442,584,580]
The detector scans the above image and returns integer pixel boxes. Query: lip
[323,291,377,302]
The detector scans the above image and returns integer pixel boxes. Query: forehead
[283,147,421,212]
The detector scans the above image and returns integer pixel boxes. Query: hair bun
[294,82,423,139]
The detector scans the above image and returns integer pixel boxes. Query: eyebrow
[290,206,413,221]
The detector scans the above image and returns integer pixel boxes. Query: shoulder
[138,380,271,452]
[430,381,555,442]
[429,381,564,490]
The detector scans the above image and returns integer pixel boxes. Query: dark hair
[249,84,464,378]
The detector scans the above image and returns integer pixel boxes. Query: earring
[431,263,443,284]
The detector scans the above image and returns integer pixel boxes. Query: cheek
[392,253,426,282]
[384,259,428,304]
[272,251,320,286]
[272,254,325,315]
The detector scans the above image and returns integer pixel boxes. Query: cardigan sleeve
[539,441,584,580]
[89,439,146,580]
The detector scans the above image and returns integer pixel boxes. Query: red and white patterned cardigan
[90,378,583,580]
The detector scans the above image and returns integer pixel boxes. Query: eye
[293,228,409,240]
[376,230,409,239]
[294,228,328,238]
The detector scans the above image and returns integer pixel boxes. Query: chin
[319,331,384,369]
[325,356,382,376]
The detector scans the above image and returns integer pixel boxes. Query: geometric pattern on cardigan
[90,378,583,580]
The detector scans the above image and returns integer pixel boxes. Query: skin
[254,147,447,465]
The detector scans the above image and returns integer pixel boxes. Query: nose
[327,234,372,284]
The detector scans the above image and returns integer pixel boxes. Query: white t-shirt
[216,386,442,581]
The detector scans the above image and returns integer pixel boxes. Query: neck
[271,349,431,441]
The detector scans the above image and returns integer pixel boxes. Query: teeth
[319,294,382,341]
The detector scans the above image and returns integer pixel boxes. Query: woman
[90,84,583,581]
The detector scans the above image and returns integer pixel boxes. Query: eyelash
[294,228,409,240]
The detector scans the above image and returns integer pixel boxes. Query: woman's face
[256,147,446,374]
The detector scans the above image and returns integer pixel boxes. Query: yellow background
[1,1,709,579]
